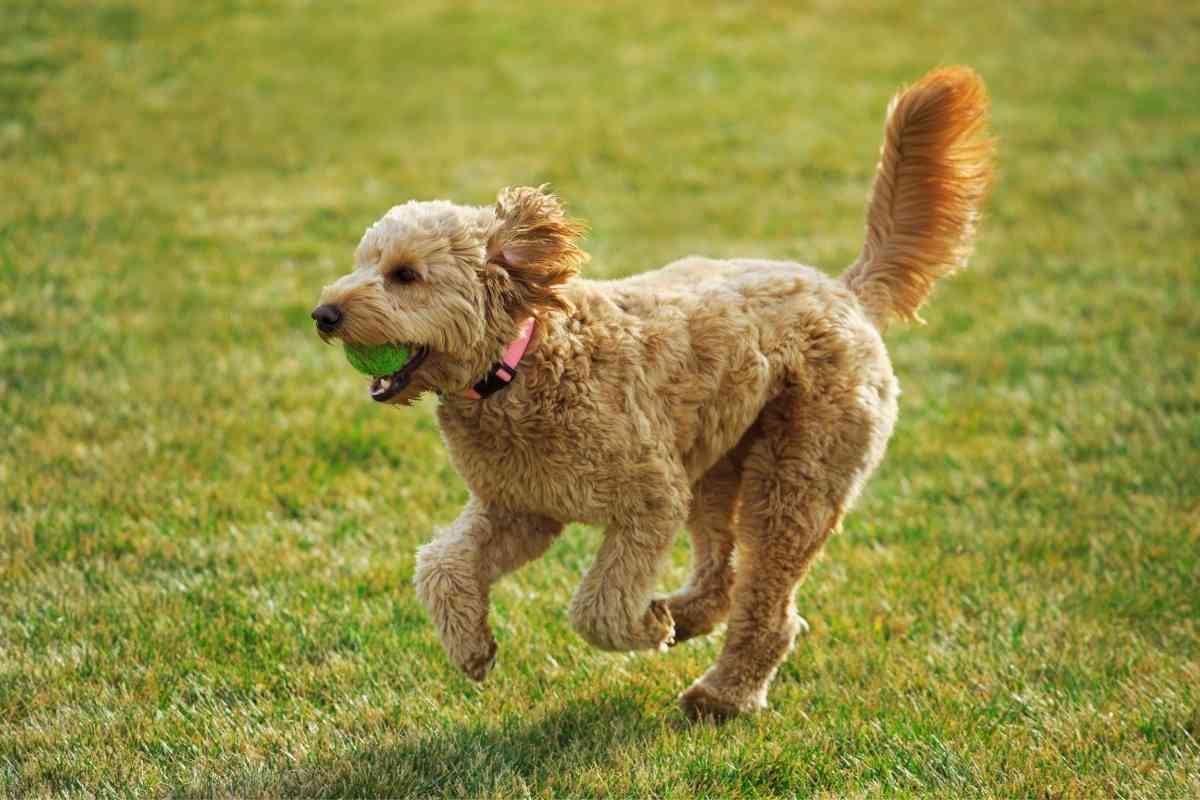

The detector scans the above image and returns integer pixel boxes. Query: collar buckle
[464,317,536,400]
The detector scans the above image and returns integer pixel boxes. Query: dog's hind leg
[679,371,896,721]
[668,454,742,643]
[414,496,563,681]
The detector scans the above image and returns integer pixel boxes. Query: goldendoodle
[312,66,993,720]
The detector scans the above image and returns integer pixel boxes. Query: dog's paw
[678,679,766,724]
[448,632,498,682]
[679,682,743,723]
[666,591,731,645]
[569,598,675,651]
[647,598,677,652]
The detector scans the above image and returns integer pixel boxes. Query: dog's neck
[462,317,536,400]
[436,311,560,429]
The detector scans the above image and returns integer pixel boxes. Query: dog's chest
[436,402,656,525]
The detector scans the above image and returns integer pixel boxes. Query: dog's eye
[389,266,418,284]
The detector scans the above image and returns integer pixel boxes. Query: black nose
[311,304,342,332]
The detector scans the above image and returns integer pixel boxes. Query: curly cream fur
[842,66,994,326]
[314,66,993,721]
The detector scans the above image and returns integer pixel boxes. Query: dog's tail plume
[842,66,994,327]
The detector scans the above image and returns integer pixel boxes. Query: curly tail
[842,66,995,327]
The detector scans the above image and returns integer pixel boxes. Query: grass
[1,1,1198,797]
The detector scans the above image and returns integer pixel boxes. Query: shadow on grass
[205,690,667,798]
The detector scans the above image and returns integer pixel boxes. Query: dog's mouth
[368,346,429,403]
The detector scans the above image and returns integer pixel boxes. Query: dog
[312,66,993,721]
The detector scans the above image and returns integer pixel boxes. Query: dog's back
[605,66,994,334]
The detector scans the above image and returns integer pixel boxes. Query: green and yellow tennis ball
[343,342,411,377]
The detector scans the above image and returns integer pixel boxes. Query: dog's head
[313,186,586,404]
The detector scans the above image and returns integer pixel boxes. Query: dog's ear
[486,185,587,315]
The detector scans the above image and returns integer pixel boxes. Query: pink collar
[463,317,536,400]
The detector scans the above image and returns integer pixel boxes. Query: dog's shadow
[226,690,670,798]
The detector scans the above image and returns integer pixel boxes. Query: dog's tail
[841,66,994,327]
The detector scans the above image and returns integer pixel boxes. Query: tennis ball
[343,342,411,377]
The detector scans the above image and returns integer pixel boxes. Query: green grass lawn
[2,1,1198,797]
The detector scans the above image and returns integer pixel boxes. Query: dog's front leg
[413,496,562,680]
[568,511,682,652]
